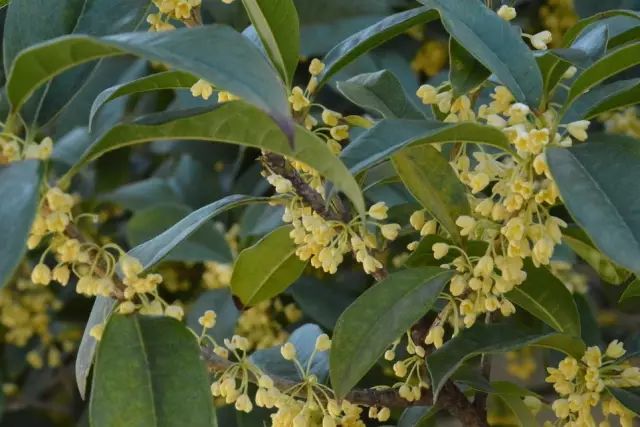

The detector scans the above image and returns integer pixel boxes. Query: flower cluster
[539,0,578,45]
[411,38,448,77]
[147,0,201,31]
[0,133,52,165]
[236,298,302,350]
[28,187,183,331]
[412,58,589,340]
[384,332,431,402]
[546,341,640,426]
[601,107,640,139]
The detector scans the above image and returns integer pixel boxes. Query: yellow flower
[165,304,184,320]
[567,120,590,141]
[190,79,214,100]
[605,340,626,359]
[424,325,444,348]
[198,310,217,329]
[308,58,325,76]
[469,172,490,193]
[416,84,438,104]
[322,109,341,127]
[497,5,517,20]
[52,265,70,286]
[530,30,553,50]
[582,346,602,368]
[90,324,105,341]
[368,202,388,220]
[420,219,437,236]
[288,86,310,111]
[329,125,349,141]
[315,334,331,352]
[432,243,449,260]
[456,215,476,236]
[281,342,297,360]
[410,210,425,230]
[31,264,52,286]
[380,223,401,241]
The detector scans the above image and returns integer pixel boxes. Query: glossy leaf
[241,0,299,86]
[128,194,266,271]
[90,315,216,426]
[427,321,585,399]
[566,41,640,108]
[398,406,438,427]
[419,0,543,107]
[0,160,41,288]
[330,267,452,397]
[318,7,438,86]
[126,204,232,264]
[250,324,328,382]
[341,119,511,174]
[61,102,365,215]
[75,296,116,399]
[90,71,198,129]
[562,78,640,123]
[547,136,640,274]
[231,225,306,306]
[336,70,424,119]
[6,26,290,125]
[392,144,470,244]
[449,38,490,96]
[506,263,581,337]
[620,279,640,302]
[563,225,630,285]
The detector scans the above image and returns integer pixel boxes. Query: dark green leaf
[562,225,630,285]
[547,135,640,274]
[341,119,512,174]
[128,195,266,271]
[330,267,452,397]
[126,204,232,264]
[565,41,640,109]
[318,7,438,87]
[562,78,640,123]
[0,160,41,288]
[90,315,216,426]
[231,225,306,306]
[449,38,490,96]
[620,279,640,302]
[336,70,424,119]
[290,277,354,330]
[61,102,365,215]
[574,294,603,347]
[392,144,470,244]
[100,178,183,211]
[419,0,543,107]
[506,263,581,337]
[6,26,290,125]
[398,406,438,427]
[241,0,299,86]
[491,382,539,427]
[90,71,198,129]
[427,322,585,399]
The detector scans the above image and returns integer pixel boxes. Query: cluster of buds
[0,134,52,165]
[384,332,431,403]
[546,341,640,426]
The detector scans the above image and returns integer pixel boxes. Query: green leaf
[75,296,116,399]
[90,71,198,130]
[392,144,470,244]
[563,11,640,46]
[0,160,42,288]
[562,78,640,123]
[3,0,83,73]
[398,406,438,427]
[419,0,543,107]
[6,26,290,125]
[128,194,266,271]
[336,70,424,119]
[318,7,438,87]
[565,41,640,109]
[562,225,630,285]
[608,387,640,416]
[449,38,490,96]
[90,315,216,427]
[330,267,453,398]
[491,382,539,427]
[61,101,365,215]
[241,0,299,87]
[250,324,328,382]
[546,135,640,274]
[231,225,306,306]
[341,119,512,174]
[574,294,602,347]
[505,263,581,337]
[426,321,585,400]
[620,279,640,302]
[126,204,232,264]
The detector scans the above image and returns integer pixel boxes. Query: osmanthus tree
[1,0,640,426]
